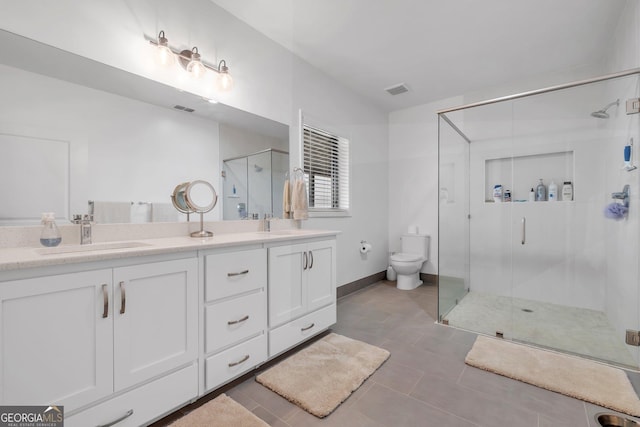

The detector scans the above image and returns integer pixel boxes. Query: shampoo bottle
[548,181,558,202]
[562,181,573,201]
[529,188,535,202]
[535,179,546,201]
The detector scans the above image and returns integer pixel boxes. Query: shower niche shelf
[484,150,574,203]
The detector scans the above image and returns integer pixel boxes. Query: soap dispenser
[535,179,547,201]
[40,212,62,247]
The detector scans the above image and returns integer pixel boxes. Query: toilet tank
[401,234,430,260]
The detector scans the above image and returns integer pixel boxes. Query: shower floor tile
[443,291,637,368]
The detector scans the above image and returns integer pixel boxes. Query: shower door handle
[521,217,526,245]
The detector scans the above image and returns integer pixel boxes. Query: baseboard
[337,271,386,298]
[421,273,438,285]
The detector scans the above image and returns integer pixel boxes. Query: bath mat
[169,393,268,427]
[465,335,640,417]
[255,332,390,418]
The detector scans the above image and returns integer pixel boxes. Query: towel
[130,203,151,223]
[292,179,309,220]
[283,179,291,219]
[90,201,131,224]
[605,202,628,220]
[151,202,179,222]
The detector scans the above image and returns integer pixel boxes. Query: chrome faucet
[263,213,273,232]
[72,214,93,245]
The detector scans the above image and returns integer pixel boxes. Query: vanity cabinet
[0,269,114,410]
[203,247,268,391]
[267,239,336,357]
[0,257,199,427]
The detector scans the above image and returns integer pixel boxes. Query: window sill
[308,209,351,218]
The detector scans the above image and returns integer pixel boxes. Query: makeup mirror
[178,180,218,238]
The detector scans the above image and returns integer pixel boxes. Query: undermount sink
[35,241,152,255]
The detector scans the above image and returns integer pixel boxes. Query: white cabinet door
[0,269,113,411]
[113,258,198,391]
[306,240,336,312]
[268,243,307,328]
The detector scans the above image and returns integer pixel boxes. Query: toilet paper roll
[408,225,419,234]
[360,242,372,254]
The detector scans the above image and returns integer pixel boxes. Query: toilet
[390,234,430,290]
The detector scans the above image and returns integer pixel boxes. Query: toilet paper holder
[360,240,372,254]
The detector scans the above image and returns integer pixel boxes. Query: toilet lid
[391,252,423,262]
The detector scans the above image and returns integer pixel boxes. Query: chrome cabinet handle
[119,281,126,314]
[309,251,314,269]
[227,315,249,325]
[521,217,526,245]
[301,323,315,332]
[303,251,308,270]
[227,270,249,277]
[228,354,250,367]
[96,409,134,427]
[102,284,109,319]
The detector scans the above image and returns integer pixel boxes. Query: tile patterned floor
[167,281,640,426]
[443,291,638,368]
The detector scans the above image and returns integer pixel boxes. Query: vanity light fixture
[182,47,206,78]
[155,31,174,66]
[148,30,233,91]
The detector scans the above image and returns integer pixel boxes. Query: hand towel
[283,179,291,219]
[151,202,179,222]
[292,179,309,220]
[91,201,131,224]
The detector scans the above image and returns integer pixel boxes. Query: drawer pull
[119,281,126,315]
[102,284,109,318]
[303,252,308,270]
[301,323,315,332]
[228,354,250,367]
[227,269,249,277]
[227,315,250,325]
[96,409,134,427]
[309,250,314,269]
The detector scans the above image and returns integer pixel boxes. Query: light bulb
[186,47,206,78]
[155,31,175,67]
[216,60,233,91]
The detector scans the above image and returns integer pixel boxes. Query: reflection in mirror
[222,149,289,220]
[0,29,289,225]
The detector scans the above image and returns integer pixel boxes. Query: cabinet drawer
[268,304,336,358]
[66,363,197,427]
[205,334,267,391]
[205,290,266,354]
[205,248,266,301]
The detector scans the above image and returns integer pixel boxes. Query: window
[302,123,350,215]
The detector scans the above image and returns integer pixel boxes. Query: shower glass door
[438,71,640,369]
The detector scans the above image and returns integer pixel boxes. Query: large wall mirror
[0,29,289,226]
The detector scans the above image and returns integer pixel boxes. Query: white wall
[0,0,389,287]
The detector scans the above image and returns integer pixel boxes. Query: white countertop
[0,229,339,272]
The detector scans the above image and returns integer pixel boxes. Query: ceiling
[211,0,628,112]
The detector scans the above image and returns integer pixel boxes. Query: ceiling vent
[173,105,195,113]
[385,83,409,96]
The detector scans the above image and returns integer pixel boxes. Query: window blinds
[302,124,349,211]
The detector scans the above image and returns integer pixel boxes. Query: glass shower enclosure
[438,69,640,369]
[222,149,289,220]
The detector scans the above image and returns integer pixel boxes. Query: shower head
[591,99,620,119]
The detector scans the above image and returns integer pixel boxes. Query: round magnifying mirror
[171,182,193,214]
[183,180,218,238]
[185,180,218,213]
